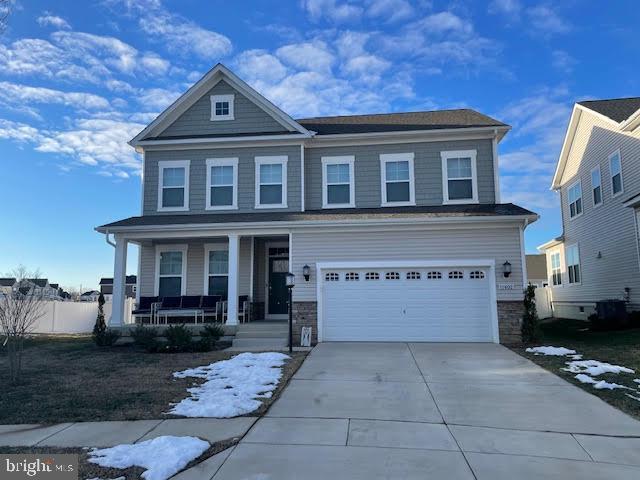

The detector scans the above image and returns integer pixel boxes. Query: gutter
[104,230,116,247]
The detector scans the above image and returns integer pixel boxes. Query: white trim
[140,150,145,214]
[203,242,229,296]
[380,153,416,207]
[441,150,479,205]
[519,225,527,291]
[264,240,289,320]
[210,94,234,121]
[205,157,238,210]
[567,180,583,219]
[249,236,255,301]
[492,136,501,203]
[157,160,190,212]
[300,144,305,212]
[549,248,563,288]
[591,165,603,208]
[255,156,288,209]
[316,259,499,343]
[608,149,624,198]
[565,243,581,286]
[227,234,240,325]
[322,155,356,209]
[154,244,188,296]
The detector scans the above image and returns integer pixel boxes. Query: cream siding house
[97,64,537,344]
[540,97,640,319]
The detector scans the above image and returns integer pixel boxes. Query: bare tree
[0,0,11,34]
[0,265,46,384]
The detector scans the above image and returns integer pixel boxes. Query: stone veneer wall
[497,301,524,344]
[292,300,524,345]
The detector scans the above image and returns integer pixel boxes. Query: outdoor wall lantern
[503,261,512,278]
[285,272,295,353]
[302,264,311,281]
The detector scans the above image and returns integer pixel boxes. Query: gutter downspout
[520,218,529,291]
[105,231,116,248]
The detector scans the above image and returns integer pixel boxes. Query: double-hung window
[380,153,415,206]
[566,244,581,284]
[609,150,623,197]
[158,160,189,211]
[255,156,287,208]
[591,166,602,207]
[156,245,187,297]
[205,246,229,299]
[210,94,234,121]
[441,150,478,204]
[322,156,355,208]
[568,181,582,218]
[550,251,562,286]
[206,158,238,210]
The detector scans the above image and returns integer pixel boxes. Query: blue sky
[0,0,638,290]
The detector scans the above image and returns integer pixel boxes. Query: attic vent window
[211,94,235,121]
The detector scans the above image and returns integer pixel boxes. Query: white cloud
[366,0,414,22]
[276,41,335,73]
[137,88,181,111]
[488,0,521,17]
[301,0,363,23]
[0,81,111,110]
[342,54,391,82]
[36,13,71,30]
[551,50,577,73]
[235,50,288,83]
[0,119,41,142]
[526,5,571,35]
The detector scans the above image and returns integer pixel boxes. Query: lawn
[0,335,306,424]
[512,318,640,420]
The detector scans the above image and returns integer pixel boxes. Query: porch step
[237,322,288,332]
[231,322,288,350]
[235,330,288,339]
[231,337,288,350]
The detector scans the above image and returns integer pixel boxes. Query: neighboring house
[17,278,60,299]
[80,290,101,302]
[525,254,548,288]
[99,275,137,301]
[0,278,16,295]
[96,63,537,344]
[540,97,640,320]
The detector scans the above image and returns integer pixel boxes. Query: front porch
[108,231,293,329]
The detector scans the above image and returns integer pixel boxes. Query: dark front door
[268,256,289,315]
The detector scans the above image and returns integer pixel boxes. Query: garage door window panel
[449,270,464,279]
[427,271,442,279]
[385,272,400,280]
[365,272,380,280]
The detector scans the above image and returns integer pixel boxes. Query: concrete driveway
[212,343,640,479]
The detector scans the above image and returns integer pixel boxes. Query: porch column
[109,235,128,327]
[227,234,240,325]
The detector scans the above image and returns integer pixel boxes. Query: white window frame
[157,160,190,212]
[380,153,415,207]
[591,165,602,208]
[203,243,229,296]
[608,149,624,198]
[565,244,581,286]
[441,150,478,205]
[255,156,288,209]
[206,157,238,211]
[549,249,563,288]
[322,155,355,209]
[210,94,235,121]
[154,244,188,296]
[567,180,583,219]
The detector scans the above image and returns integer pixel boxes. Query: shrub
[131,325,160,352]
[164,324,192,351]
[93,293,120,346]
[521,284,541,343]
[197,324,225,351]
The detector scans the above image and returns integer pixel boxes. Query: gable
[157,79,288,139]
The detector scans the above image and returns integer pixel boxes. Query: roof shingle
[578,97,640,123]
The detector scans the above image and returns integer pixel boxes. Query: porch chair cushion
[159,296,182,310]
[181,295,202,309]
[133,296,159,314]
[201,295,221,312]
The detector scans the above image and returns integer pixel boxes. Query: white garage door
[321,266,495,342]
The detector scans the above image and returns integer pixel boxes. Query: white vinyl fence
[29,299,135,334]
[534,286,553,319]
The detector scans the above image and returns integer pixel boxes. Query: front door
[268,254,289,316]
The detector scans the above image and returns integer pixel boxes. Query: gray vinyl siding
[138,238,252,297]
[549,109,640,308]
[158,80,286,138]
[290,223,524,302]
[144,145,301,215]
[304,139,495,209]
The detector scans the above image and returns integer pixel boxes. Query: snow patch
[626,393,640,402]
[574,374,633,390]
[525,346,577,356]
[169,352,290,418]
[87,436,209,480]
[634,379,640,384]
[563,360,635,376]
[569,354,583,360]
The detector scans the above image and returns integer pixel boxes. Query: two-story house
[97,64,537,344]
[540,97,640,319]
[0,278,16,296]
[99,275,137,301]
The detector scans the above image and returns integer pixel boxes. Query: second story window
[441,150,478,204]
[380,153,415,206]
[210,94,234,121]
[322,156,355,208]
[158,160,189,212]
[609,150,623,197]
[206,158,238,210]
[255,156,288,208]
[550,251,562,286]
[568,181,582,218]
[591,166,602,207]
